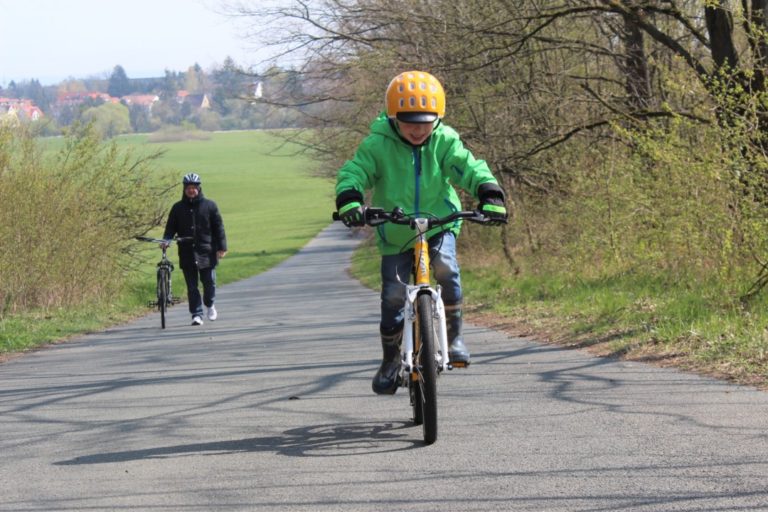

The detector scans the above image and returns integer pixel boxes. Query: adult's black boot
[372,329,402,395]
[446,303,470,366]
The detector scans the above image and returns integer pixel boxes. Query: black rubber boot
[446,303,470,366]
[372,330,402,395]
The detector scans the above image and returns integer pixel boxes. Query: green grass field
[1,130,334,355]
[123,131,333,284]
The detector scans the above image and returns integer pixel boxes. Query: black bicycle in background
[135,236,192,329]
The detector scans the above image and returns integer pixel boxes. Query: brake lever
[471,210,491,224]
[362,206,385,226]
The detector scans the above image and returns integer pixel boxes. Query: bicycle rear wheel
[414,293,438,445]
[157,268,169,329]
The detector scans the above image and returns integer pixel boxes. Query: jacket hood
[369,113,440,147]
[369,114,399,140]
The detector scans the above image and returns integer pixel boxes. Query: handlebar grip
[332,212,340,221]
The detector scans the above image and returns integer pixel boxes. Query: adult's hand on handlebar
[338,201,365,227]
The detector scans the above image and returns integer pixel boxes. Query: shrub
[0,123,174,316]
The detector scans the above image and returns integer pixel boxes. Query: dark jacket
[163,188,227,270]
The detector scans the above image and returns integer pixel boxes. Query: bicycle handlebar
[134,236,194,245]
[332,207,490,228]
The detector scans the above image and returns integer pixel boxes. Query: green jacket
[336,113,501,255]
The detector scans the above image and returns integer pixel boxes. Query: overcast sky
[0,0,275,86]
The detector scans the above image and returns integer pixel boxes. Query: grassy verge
[348,229,768,389]
[460,263,768,388]
[1,130,333,358]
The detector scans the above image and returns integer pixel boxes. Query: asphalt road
[2,223,768,512]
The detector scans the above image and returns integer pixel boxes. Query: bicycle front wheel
[410,320,423,426]
[414,293,438,445]
[157,268,169,329]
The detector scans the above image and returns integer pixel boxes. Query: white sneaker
[191,316,204,326]
[207,305,218,321]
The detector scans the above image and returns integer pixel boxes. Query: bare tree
[221,0,768,290]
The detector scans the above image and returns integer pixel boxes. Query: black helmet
[182,172,201,185]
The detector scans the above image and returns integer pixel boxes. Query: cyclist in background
[163,173,228,326]
[335,70,508,395]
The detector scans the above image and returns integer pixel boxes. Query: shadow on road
[54,420,420,465]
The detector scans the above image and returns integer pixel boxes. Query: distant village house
[2,87,216,126]
[121,94,160,112]
[0,97,44,122]
[176,90,211,109]
[56,91,118,107]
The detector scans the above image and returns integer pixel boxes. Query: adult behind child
[335,70,508,395]
[162,173,228,326]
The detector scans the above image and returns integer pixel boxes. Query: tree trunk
[621,4,652,109]
[706,4,739,70]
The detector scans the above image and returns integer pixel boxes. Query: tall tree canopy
[107,65,131,97]
[228,0,768,292]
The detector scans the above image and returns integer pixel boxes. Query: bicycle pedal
[147,301,158,308]
[450,361,469,369]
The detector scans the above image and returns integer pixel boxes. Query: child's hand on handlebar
[479,202,508,225]
[338,201,365,227]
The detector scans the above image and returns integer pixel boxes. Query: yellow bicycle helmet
[385,70,446,123]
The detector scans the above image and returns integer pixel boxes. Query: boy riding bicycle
[335,70,508,395]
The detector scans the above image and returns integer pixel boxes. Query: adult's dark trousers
[182,265,216,318]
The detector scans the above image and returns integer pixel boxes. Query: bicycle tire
[415,293,438,445]
[157,268,168,329]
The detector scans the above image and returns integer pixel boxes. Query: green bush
[0,123,173,317]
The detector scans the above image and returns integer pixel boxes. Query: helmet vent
[183,172,201,185]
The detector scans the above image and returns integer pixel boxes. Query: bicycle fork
[401,283,451,377]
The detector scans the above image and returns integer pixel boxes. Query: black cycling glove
[477,182,508,225]
[338,201,364,227]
